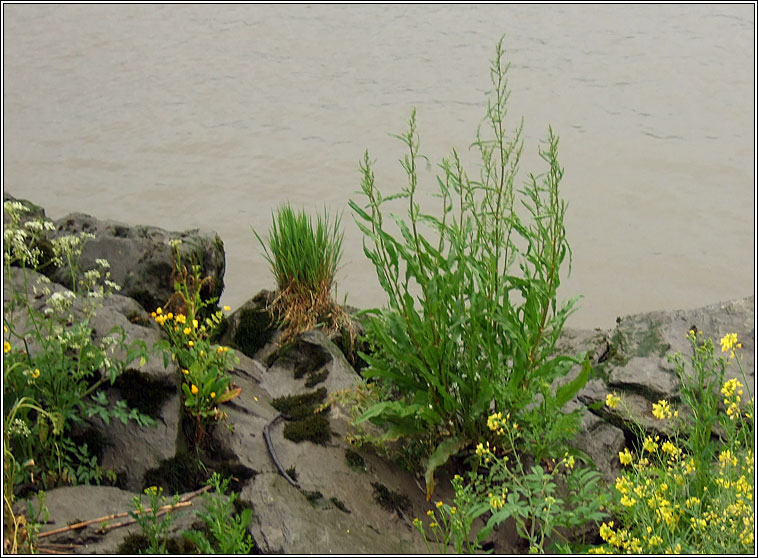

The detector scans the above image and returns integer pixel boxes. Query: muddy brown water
[3,4,754,329]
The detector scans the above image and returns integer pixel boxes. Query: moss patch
[114,369,174,418]
[345,449,366,473]
[233,307,276,358]
[272,387,332,444]
[304,367,329,388]
[142,452,207,494]
[330,496,351,513]
[267,337,332,378]
[115,533,184,555]
[283,414,332,445]
[116,533,150,554]
[371,482,411,517]
[272,387,328,420]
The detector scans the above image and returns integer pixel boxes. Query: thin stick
[38,485,211,539]
[102,501,193,532]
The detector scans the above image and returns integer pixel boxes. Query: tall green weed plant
[349,38,586,499]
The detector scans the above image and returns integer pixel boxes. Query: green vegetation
[151,240,240,446]
[593,332,754,554]
[348,36,586,500]
[3,201,152,553]
[125,473,254,554]
[253,204,348,342]
[272,387,333,445]
[180,473,255,554]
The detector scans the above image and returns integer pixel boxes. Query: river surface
[3,4,755,329]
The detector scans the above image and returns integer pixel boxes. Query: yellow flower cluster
[562,452,575,469]
[596,521,642,553]
[719,332,741,359]
[721,378,744,420]
[643,435,659,453]
[487,411,508,435]
[3,340,11,354]
[718,449,737,468]
[475,440,496,463]
[605,392,620,409]
[488,486,507,511]
[652,399,674,420]
[619,448,633,466]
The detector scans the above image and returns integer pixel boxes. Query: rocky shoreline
[3,193,754,553]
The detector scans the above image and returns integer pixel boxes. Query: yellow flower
[210,392,216,398]
[223,305,231,312]
[599,522,615,542]
[449,506,457,515]
[642,436,658,453]
[3,341,11,354]
[720,332,738,355]
[721,378,741,397]
[192,319,199,329]
[719,449,737,468]
[188,341,194,347]
[435,500,443,509]
[183,327,192,335]
[487,412,505,431]
[31,368,40,379]
[167,312,173,320]
[661,441,679,458]
[488,491,505,511]
[183,369,189,375]
[191,384,199,395]
[175,314,186,324]
[156,307,163,315]
[619,448,633,465]
[605,393,620,409]
[652,400,672,420]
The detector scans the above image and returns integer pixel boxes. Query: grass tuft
[254,204,352,343]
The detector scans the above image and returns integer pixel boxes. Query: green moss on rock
[345,449,366,473]
[142,452,207,494]
[271,387,328,420]
[304,367,329,388]
[371,482,411,517]
[283,414,332,445]
[267,337,332,379]
[233,308,276,358]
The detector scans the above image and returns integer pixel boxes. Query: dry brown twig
[37,485,211,539]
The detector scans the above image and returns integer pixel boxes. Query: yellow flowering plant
[592,332,754,554]
[669,330,752,492]
[412,489,483,554]
[416,411,607,553]
[152,243,240,445]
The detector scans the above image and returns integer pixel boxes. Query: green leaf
[424,436,466,501]
[554,355,591,408]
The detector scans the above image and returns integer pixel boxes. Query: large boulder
[50,212,225,314]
